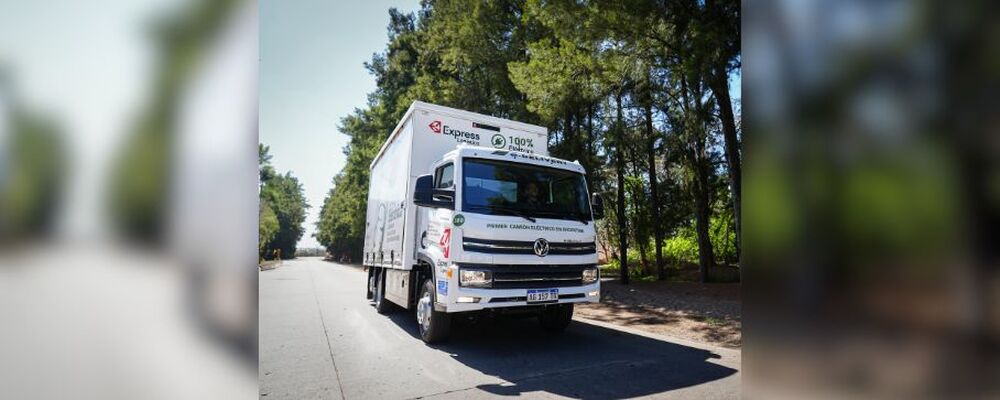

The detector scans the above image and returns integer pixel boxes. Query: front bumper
[438,280,600,313]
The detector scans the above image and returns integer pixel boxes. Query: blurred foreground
[0,243,256,398]
[745,0,999,398]
[0,0,257,398]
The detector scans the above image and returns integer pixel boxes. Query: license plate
[526,289,559,303]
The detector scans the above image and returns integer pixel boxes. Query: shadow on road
[385,310,737,399]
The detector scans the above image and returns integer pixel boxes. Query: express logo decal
[439,228,452,258]
[426,120,480,145]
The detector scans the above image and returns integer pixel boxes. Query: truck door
[417,161,455,264]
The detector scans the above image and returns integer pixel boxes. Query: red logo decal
[429,120,442,133]
[439,228,451,258]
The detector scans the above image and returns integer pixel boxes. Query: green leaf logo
[491,134,506,149]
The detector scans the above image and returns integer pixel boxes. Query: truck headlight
[459,269,492,288]
[582,267,599,284]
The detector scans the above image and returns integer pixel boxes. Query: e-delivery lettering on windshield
[486,223,585,233]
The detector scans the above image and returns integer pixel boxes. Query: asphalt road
[260,257,740,399]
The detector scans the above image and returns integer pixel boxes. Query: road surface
[259,257,740,399]
[1,245,257,399]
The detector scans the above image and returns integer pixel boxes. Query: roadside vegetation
[314,0,741,283]
[107,0,244,244]
[0,72,67,245]
[258,144,308,261]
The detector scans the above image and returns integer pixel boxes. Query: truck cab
[410,146,604,340]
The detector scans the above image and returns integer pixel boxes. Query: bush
[600,213,738,281]
[600,259,620,275]
[600,256,660,281]
[663,233,700,265]
[661,215,737,265]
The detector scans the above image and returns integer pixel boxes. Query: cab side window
[435,163,454,189]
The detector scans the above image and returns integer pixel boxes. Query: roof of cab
[449,145,587,174]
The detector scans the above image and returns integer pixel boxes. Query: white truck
[363,101,604,343]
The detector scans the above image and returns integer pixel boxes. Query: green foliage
[662,233,700,266]
[315,1,541,262]
[258,200,278,256]
[509,37,598,124]
[258,145,308,260]
[601,257,657,282]
[315,107,391,261]
[602,209,737,279]
[316,0,742,278]
[0,101,66,242]
[259,143,275,184]
[107,0,244,243]
[662,213,737,266]
[108,125,170,240]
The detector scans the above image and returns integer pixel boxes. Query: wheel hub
[417,290,432,333]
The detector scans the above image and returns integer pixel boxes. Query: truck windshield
[461,158,592,222]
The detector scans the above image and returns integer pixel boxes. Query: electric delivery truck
[363,101,604,343]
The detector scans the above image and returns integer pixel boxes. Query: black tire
[366,269,375,300]
[374,269,394,314]
[539,304,574,332]
[417,278,451,343]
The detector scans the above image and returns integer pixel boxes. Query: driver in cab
[522,182,543,208]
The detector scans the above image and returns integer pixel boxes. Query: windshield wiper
[482,205,536,223]
[524,209,590,225]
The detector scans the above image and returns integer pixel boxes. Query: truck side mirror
[591,193,605,220]
[414,175,435,206]
[414,174,454,209]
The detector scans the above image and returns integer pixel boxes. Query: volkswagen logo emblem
[533,238,550,257]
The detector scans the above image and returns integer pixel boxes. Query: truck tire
[539,304,574,332]
[366,269,375,299]
[417,278,450,343]
[374,270,394,314]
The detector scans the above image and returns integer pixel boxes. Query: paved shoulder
[259,259,345,399]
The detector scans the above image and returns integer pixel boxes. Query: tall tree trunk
[615,93,629,284]
[709,69,741,266]
[564,111,573,153]
[585,107,592,152]
[682,75,714,283]
[633,186,649,275]
[628,154,650,275]
[692,149,714,283]
[576,111,586,166]
[645,100,665,280]
[587,104,595,187]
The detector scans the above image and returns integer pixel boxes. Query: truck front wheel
[539,304,574,332]
[417,279,451,343]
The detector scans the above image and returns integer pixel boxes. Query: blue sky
[260,0,420,248]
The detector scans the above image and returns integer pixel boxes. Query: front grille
[484,264,590,289]
[463,237,596,255]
